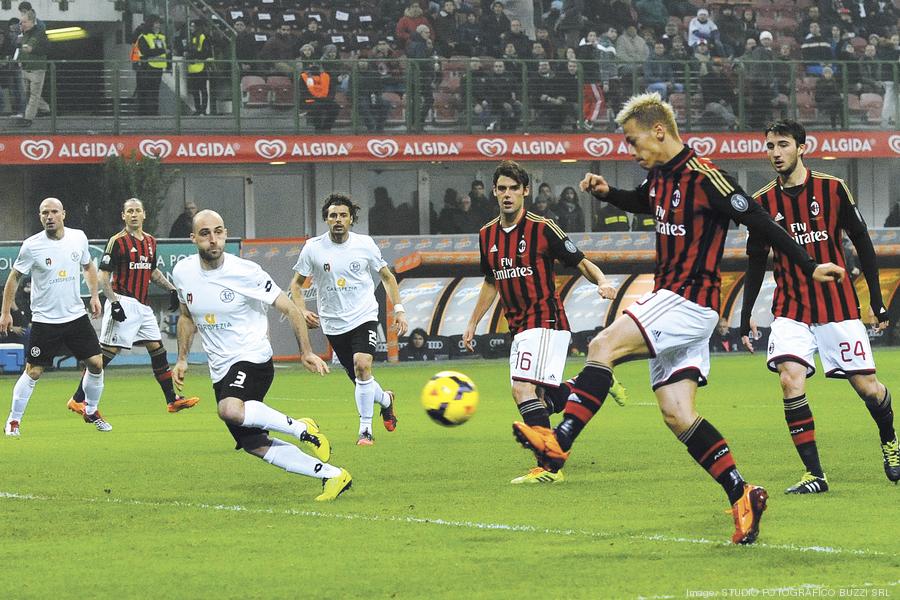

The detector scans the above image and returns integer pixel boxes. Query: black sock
[540,381,573,415]
[864,388,896,445]
[518,397,551,429]
[556,362,612,452]
[72,351,114,402]
[150,345,177,404]
[679,417,745,504]
[783,394,824,477]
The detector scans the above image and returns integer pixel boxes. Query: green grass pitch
[2,352,899,599]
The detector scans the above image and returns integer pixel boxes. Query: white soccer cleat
[5,419,20,437]
[84,411,112,432]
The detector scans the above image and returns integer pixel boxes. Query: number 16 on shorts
[508,328,571,387]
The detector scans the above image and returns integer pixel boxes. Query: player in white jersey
[290,194,408,446]
[1,198,111,436]
[172,210,352,501]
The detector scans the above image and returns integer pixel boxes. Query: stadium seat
[795,91,817,121]
[384,92,405,125]
[800,77,818,92]
[241,75,270,108]
[860,92,883,122]
[267,75,294,108]
[773,17,797,34]
[433,90,460,124]
[755,15,776,31]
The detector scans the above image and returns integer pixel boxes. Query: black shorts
[27,315,102,367]
[327,321,378,382]
[213,359,275,449]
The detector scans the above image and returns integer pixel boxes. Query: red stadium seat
[860,92,883,122]
[241,75,270,108]
[267,76,294,108]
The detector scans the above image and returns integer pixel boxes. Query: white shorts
[766,317,876,379]
[624,289,719,390]
[100,295,162,349]
[509,328,571,387]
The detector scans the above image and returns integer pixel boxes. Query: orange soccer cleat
[730,484,768,544]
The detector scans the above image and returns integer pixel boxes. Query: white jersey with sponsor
[13,227,91,324]
[172,253,281,383]
[293,231,387,335]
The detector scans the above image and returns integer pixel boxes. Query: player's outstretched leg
[67,349,114,415]
[861,387,900,483]
[80,366,111,432]
[258,438,351,501]
[241,400,330,459]
[782,394,828,494]
[148,344,200,413]
[6,371,37,437]
[376,386,398,432]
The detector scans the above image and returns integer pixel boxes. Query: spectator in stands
[635,0,668,35]
[259,23,296,74]
[608,0,639,36]
[644,41,677,99]
[639,25,657,49]
[369,187,398,235]
[555,186,586,232]
[17,3,43,35]
[457,12,485,56]
[799,6,824,41]
[597,29,620,87]
[816,65,844,128]
[738,8,759,54]
[692,39,713,78]
[867,1,896,37]
[437,188,481,233]
[531,193,560,224]
[531,60,575,130]
[2,275,30,345]
[743,30,778,129]
[501,41,521,65]
[0,18,23,116]
[502,19,531,59]
[800,22,833,75]
[407,24,439,128]
[301,60,339,132]
[884,202,900,227]
[576,30,602,83]
[616,24,650,76]
[878,33,899,127]
[661,20,684,50]
[554,1,588,51]
[669,35,690,83]
[826,24,845,56]
[535,27,555,59]
[13,8,45,126]
[356,59,391,132]
[852,43,885,95]
[716,6,743,58]
[186,20,212,116]
[710,318,740,353]
[297,19,326,54]
[593,201,630,231]
[297,43,316,70]
[232,19,259,73]
[836,8,864,39]
[700,59,738,129]
[531,41,548,63]
[742,36,757,57]
[631,211,656,230]
[481,1,511,55]
[134,15,167,117]
[401,328,434,361]
[475,60,520,131]
[689,8,724,56]
[535,182,555,209]
[169,201,198,237]
[396,3,430,50]
[433,0,460,57]
[467,179,494,222]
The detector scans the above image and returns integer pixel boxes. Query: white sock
[262,438,341,478]
[355,377,375,434]
[82,370,104,416]
[10,372,37,421]
[242,400,307,438]
[371,379,390,408]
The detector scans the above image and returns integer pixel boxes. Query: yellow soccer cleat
[315,468,352,502]
[298,418,331,462]
[510,466,565,484]
[608,375,628,406]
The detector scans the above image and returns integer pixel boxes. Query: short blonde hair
[615,92,679,137]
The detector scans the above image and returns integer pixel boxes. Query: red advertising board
[0,131,897,164]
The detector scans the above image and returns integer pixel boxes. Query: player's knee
[587,332,612,362]
[778,369,805,395]
[217,400,243,424]
[511,381,535,402]
[659,404,693,432]
[853,377,883,403]
[354,358,373,379]
[85,356,104,374]
[24,363,43,380]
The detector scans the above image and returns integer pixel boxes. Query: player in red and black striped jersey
[513,93,845,544]
[740,120,898,489]
[67,198,199,415]
[463,160,619,484]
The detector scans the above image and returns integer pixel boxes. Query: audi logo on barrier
[582,137,614,157]
[458,339,475,349]
[366,139,400,158]
[488,338,506,348]
[476,138,508,157]
[138,139,173,159]
[20,139,54,161]
[686,137,716,156]
[254,139,288,160]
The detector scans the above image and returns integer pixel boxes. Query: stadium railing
[12,58,899,134]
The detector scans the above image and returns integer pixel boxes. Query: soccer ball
[421,371,479,426]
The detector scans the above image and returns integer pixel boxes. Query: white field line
[0,491,892,558]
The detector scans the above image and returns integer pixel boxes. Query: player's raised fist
[579,173,610,197]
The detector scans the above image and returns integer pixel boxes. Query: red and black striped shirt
[479,211,584,335]
[749,171,864,324]
[99,230,157,305]
[601,145,817,313]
